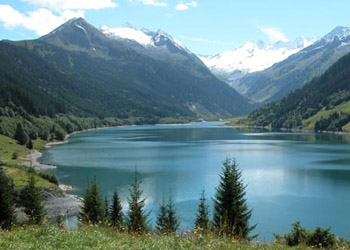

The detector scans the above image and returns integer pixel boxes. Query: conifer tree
[80,175,104,224]
[213,157,256,239]
[0,168,16,229]
[14,123,28,145]
[110,190,123,229]
[126,171,149,233]
[104,194,109,219]
[195,189,210,231]
[155,196,179,234]
[27,139,33,150]
[21,175,45,224]
[166,196,179,233]
[156,200,168,233]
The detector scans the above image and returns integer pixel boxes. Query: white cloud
[0,4,84,36]
[175,1,197,11]
[259,26,289,42]
[129,0,167,7]
[21,0,118,11]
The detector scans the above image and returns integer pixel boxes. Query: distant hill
[239,51,350,132]
[0,18,253,121]
[232,27,350,104]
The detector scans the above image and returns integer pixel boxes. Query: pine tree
[155,196,179,234]
[110,190,123,229]
[14,123,28,145]
[126,171,149,233]
[79,175,104,224]
[166,196,179,233]
[0,168,16,229]
[195,189,210,231]
[103,195,109,219]
[21,175,45,224]
[156,200,168,233]
[213,157,256,239]
[27,139,33,150]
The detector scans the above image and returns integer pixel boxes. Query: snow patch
[200,37,317,75]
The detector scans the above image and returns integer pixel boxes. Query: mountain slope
[199,37,315,86]
[234,27,350,103]
[1,18,253,121]
[242,51,350,131]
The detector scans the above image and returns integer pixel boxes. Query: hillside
[235,52,350,132]
[1,18,252,121]
[233,27,350,104]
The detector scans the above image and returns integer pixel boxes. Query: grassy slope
[0,225,305,250]
[228,101,350,132]
[303,101,350,131]
[0,134,57,191]
[0,134,30,165]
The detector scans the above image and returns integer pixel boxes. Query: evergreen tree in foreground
[0,168,16,229]
[195,189,210,231]
[213,157,256,239]
[80,175,104,224]
[156,196,179,234]
[104,194,110,219]
[110,190,123,229]
[21,175,45,224]
[166,196,179,233]
[14,123,28,145]
[126,171,149,233]
[156,200,168,233]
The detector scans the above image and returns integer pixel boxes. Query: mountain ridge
[1,18,254,121]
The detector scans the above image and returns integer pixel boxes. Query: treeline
[79,158,255,239]
[0,103,130,145]
[0,102,194,146]
[246,52,350,131]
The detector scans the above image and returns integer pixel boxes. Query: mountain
[199,37,315,86]
[0,18,253,121]
[233,26,350,103]
[237,51,350,132]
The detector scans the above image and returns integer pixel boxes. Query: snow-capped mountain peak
[322,26,350,42]
[100,24,153,46]
[100,24,189,53]
[199,36,317,78]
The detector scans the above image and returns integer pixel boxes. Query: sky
[0,0,349,55]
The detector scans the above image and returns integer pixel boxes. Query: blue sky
[0,0,349,55]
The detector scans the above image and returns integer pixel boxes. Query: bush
[274,222,337,248]
[12,152,18,160]
[307,226,336,248]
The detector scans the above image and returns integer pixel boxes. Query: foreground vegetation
[0,224,314,250]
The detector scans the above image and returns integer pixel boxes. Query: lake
[40,122,350,240]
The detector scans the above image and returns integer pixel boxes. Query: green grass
[302,101,350,131]
[3,165,56,190]
[0,134,29,165]
[33,138,49,151]
[0,225,308,250]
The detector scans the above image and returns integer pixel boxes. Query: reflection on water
[40,122,350,240]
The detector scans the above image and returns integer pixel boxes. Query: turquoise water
[40,122,350,240]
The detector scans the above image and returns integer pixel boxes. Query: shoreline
[20,126,116,220]
[226,123,350,136]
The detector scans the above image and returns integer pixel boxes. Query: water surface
[40,122,350,240]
